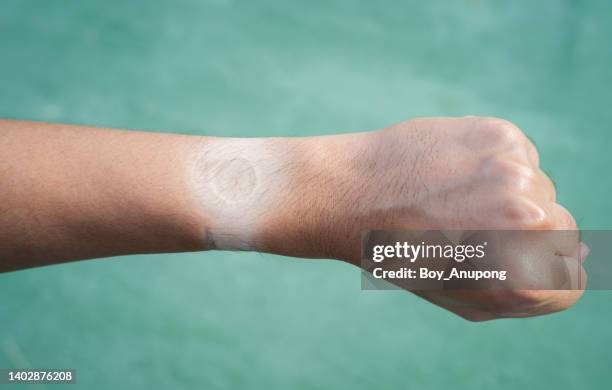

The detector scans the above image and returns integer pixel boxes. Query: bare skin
[0,117,585,321]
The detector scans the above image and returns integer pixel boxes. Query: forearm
[0,119,342,271]
[0,120,211,271]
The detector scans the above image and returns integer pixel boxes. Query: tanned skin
[0,117,585,321]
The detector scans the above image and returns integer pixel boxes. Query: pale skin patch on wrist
[188,138,286,251]
[210,157,257,203]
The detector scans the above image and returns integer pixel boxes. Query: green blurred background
[1,0,611,389]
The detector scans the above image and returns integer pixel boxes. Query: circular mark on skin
[210,157,257,203]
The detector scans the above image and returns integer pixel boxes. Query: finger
[523,135,540,167]
[535,169,556,202]
[541,202,580,259]
[559,256,588,290]
[548,202,577,230]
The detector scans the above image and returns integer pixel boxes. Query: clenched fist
[259,117,586,321]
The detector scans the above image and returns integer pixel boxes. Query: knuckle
[485,158,535,190]
[543,175,557,200]
[501,196,547,227]
[479,117,524,146]
[488,158,535,187]
[553,203,578,229]
[528,142,541,162]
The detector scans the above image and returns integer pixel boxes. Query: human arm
[0,117,585,320]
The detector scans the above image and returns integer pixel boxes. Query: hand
[263,116,586,321]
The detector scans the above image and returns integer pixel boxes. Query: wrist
[186,132,371,261]
[187,136,301,252]
[254,133,368,261]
